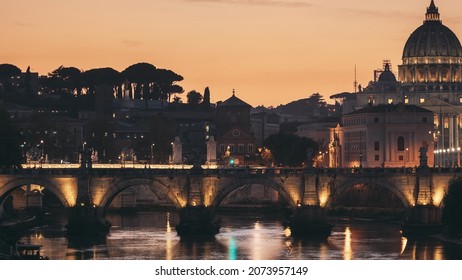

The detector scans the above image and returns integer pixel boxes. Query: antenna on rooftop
[354,64,358,93]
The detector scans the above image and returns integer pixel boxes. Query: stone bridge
[0,166,458,236]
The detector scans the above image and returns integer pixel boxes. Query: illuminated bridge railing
[0,165,461,176]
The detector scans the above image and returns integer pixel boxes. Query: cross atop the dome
[425,0,440,22]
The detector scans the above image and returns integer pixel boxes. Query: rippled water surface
[17,211,462,260]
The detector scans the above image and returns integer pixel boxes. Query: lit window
[387,98,393,104]
[368,96,375,105]
[420,98,425,104]
[459,96,462,103]
[404,96,409,104]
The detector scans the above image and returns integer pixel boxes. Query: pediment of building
[419,97,462,114]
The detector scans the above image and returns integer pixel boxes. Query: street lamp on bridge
[40,140,44,167]
[151,143,155,165]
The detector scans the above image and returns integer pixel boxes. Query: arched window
[397,136,405,151]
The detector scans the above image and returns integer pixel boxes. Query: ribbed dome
[403,22,462,58]
[402,1,462,59]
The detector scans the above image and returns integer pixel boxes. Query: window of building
[459,96,462,103]
[368,96,375,105]
[420,98,425,104]
[248,144,254,153]
[374,141,380,151]
[220,144,226,153]
[229,145,235,153]
[387,98,393,104]
[404,96,409,104]
[375,155,380,161]
[397,136,405,151]
[374,117,379,123]
[444,117,449,129]
[399,155,404,161]
[423,117,427,123]
[238,144,245,153]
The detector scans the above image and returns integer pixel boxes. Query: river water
[16,210,462,260]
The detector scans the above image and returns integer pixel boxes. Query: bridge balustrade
[4,166,462,177]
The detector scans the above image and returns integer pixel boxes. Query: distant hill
[253,93,329,118]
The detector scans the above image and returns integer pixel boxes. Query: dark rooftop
[347,104,432,115]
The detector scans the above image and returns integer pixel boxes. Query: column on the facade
[456,115,461,149]
[457,115,461,166]
[449,115,454,149]
[438,113,444,166]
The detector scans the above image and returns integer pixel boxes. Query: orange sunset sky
[2,0,462,107]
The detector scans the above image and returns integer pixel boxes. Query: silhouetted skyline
[2,0,462,107]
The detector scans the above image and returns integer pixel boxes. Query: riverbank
[327,207,405,222]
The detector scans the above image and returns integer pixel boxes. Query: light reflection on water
[16,211,462,260]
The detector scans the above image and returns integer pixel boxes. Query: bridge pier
[287,205,332,238]
[402,205,443,236]
[66,205,111,236]
[175,206,220,237]
[66,174,111,236]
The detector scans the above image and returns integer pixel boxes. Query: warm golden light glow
[166,212,171,233]
[344,227,352,260]
[432,188,445,206]
[254,221,261,230]
[283,227,291,237]
[400,236,408,255]
[319,191,329,207]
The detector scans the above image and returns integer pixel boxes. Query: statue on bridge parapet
[419,146,428,169]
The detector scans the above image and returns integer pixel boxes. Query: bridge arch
[209,178,297,218]
[326,177,412,209]
[0,177,72,209]
[97,178,183,217]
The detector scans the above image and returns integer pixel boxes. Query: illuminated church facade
[331,1,462,168]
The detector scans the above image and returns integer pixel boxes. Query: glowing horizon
[2,0,462,107]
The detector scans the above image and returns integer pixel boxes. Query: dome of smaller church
[378,63,397,82]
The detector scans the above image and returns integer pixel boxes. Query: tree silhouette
[187,90,203,105]
[155,68,184,103]
[203,87,211,108]
[121,62,158,100]
[39,65,82,96]
[82,67,121,95]
[0,63,21,95]
[263,133,318,167]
